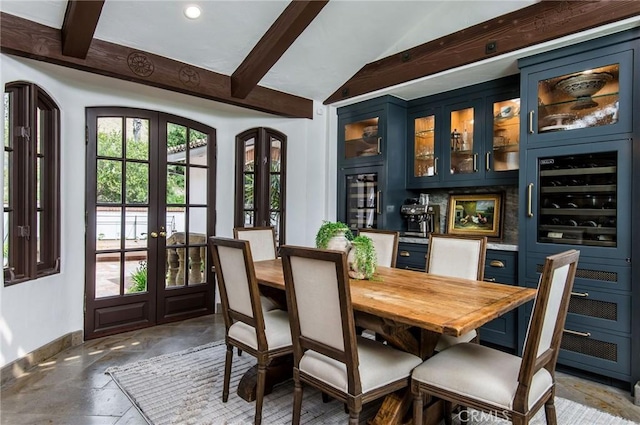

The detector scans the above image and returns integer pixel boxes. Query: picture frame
[447,193,503,239]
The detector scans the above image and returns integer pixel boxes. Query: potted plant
[347,235,377,280]
[315,220,353,252]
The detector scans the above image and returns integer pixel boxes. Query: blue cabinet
[518,28,639,388]
[407,76,519,189]
[337,96,409,231]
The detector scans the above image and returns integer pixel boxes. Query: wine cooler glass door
[346,172,379,229]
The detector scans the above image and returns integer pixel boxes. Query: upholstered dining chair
[233,226,278,261]
[412,249,580,425]
[233,226,280,311]
[357,229,399,267]
[280,245,423,425]
[208,237,293,425]
[426,233,487,351]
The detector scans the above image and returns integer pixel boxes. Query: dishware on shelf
[555,72,613,110]
[362,125,378,138]
[540,113,576,132]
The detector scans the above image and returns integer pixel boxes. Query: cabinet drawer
[525,253,631,292]
[524,279,630,333]
[558,324,631,379]
[396,243,427,271]
[483,250,516,282]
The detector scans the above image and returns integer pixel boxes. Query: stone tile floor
[1,314,639,424]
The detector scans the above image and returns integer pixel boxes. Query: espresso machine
[400,195,440,237]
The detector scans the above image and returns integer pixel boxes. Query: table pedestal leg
[237,355,293,402]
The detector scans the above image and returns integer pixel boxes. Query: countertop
[399,236,518,252]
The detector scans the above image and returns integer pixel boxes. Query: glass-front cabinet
[490,96,520,174]
[407,76,519,188]
[448,104,477,177]
[342,116,380,161]
[521,49,633,147]
[410,107,439,183]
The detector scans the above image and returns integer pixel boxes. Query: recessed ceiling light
[184,5,201,20]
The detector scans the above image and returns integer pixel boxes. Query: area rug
[106,341,637,425]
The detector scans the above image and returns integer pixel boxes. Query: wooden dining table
[248,258,537,424]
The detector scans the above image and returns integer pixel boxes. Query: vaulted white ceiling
[2,1,639,108]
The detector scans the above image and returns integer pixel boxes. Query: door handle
[159,231,166,237]
[527,183,534,217]
[150,232,158,238]
[376,191,381,215]
[473,153,478,172]
[376,137,382,154]
[434,157,438,175]
[528,110,535,134]
[485,152,491,171]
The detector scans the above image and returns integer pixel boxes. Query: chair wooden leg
[223,344,233,402]
[292,379,303,425]
[238,348,243,356]
[348,409,360,425]
[254,362,266,425]
[322,392,331,403]
[544,398,558,425]
[413,390,424,425]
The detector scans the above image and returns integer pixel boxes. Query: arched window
[234,128,286,246]
[4,82,60,284]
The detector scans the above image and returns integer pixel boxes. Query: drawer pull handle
[484,277,496,282]
[571,291,589,298]
[400,251,410,257]
[489,260,505,268]
[563,329,591,338]
[404,266,424,272]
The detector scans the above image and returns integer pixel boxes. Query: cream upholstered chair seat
[299,336,422,393]
[412,343,552,410]
[228,309,292,351]
[426,234,487,351]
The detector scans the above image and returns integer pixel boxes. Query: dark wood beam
[1,12,313,119]
[61,0,105,59]
[325,1,640,104]
[231,0,329,99]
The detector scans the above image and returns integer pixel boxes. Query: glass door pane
[537,64,619,133]
[450,107,474,174]
[345,172,378,229]
[414,115,436,177]
[537,151,617,247]
[492,98,520,172]
[344,117,379,160]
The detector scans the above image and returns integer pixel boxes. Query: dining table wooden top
[253,258,537,338]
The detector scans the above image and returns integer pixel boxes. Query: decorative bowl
[555,72,613,110]
[362,125,378,138]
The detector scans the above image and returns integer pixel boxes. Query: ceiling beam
[325,1,640,104]
[0,12,313,119]
[231,0,329,99]
[61,0,105,59]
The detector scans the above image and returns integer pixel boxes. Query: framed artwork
[447,193,503,239]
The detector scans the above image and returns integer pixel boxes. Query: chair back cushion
[287,255,345,351]
[358,229,399,268]
[426,234,487,280]
[234,227,277,262]
[216,244,254,318]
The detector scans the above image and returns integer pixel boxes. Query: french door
[84,108,216,339]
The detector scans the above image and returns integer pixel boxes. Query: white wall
[0,55,336,367]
